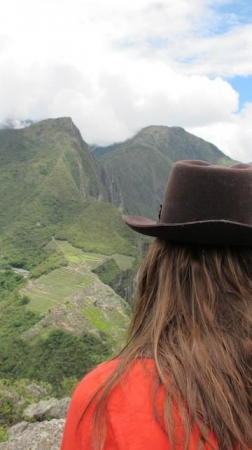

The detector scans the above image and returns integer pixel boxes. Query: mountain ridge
[94,124,234,219]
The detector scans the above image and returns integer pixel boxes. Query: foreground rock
[0,397,70,450]
[0,419,65,450]
[23,398,70,421]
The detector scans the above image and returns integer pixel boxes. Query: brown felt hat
[123,160,252,246]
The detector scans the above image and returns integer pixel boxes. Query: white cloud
[188,102,252,162]
[0,0,252,161]
[174,24,252,77]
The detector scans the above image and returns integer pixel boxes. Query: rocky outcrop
[23,398,70,421]
[0,419,65,450]
[0,398,70,450]
[25,384,51,399]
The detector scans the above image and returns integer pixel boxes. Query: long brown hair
[86,239,252,449]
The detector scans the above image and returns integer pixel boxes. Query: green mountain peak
[95,124,234,219]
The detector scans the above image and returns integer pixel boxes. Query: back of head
[122,160,252,448]
[126,239,252,449]
[91,161,252,450]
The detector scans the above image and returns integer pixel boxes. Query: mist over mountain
[0,119,35,130]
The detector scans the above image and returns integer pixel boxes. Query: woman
[61,160,252,449]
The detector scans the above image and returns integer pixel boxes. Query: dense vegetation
[0,270,25,301]
[93,257,122,285]
[92,254,143,303]
[0,287,112,389]
[0,329,111,390]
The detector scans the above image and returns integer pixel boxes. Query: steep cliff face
[100,165,124,209]
[94,125,234,219]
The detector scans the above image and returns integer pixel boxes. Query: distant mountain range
[0,117,234,270]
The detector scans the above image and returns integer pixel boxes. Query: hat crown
[160,160,252,225]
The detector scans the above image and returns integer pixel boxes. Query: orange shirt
[61,359,217,450]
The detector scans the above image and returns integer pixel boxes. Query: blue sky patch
[210,0,252,34]
[228,75,252,108]
[146,36,169,50]
[217,0,252,20]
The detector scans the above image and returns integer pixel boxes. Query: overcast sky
[0,0,252,161]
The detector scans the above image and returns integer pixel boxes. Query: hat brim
[123,215,252,246]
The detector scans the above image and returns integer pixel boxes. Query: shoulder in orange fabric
[60,359,217,450]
